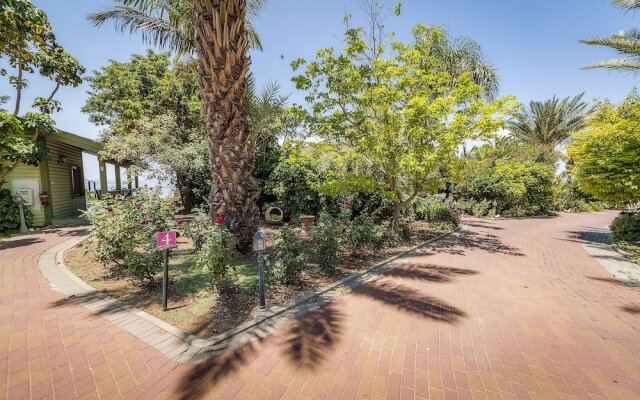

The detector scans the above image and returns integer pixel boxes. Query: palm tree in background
[581,0,640,72]
[507,94,592,162]
[90,0,267,248]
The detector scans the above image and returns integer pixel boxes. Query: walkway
[1,211,639,399]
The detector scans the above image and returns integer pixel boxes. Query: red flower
[177,219,184,225]
[135,203,141,209]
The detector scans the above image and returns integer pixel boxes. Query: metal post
[257,252,266,311]
[162,248,169,311]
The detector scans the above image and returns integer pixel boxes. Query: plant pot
[299,215,316,231]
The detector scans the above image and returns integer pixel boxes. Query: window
[71,166,84,197]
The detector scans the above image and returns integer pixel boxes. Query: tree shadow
[463,221,504,230]
[565,228,612,246]
[351,280,466,323]
[588,276,640,289]
[174,340,258,400]
[282,301,344,370]
[0,236,44,249]
[383,263,478,283]
[621,305,640,314]
[431,230,524,256]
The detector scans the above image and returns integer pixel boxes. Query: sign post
[156,231,177,311]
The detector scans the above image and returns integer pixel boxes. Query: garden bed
[64,220,446,339]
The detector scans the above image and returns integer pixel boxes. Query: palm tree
[581,0,640,72]
[90,0,267,248]
[507,94,592,161]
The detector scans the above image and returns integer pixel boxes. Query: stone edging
[39,226,462,364]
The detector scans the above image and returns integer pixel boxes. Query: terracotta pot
[299,215,316,231]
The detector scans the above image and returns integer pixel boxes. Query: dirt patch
[64,221,446,339]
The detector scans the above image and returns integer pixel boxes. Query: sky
[2,0,639,142]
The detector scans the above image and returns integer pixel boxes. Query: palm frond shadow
[431,229,524,256]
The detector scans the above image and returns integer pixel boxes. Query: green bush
[271,228,306,284]
[83,187,174,281]
[182,208,211,251]
[193,225,235,287]
[610,213,640,244]
[344,215,376,255]
[0,188,33,231]
[415,196,460,226]
[311,215,342,272]
[398,222,412,241]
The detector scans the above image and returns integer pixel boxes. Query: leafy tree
[90,0,269,249]
[581,0,640,72]
[507,94,591,163]
[83,51,209,210]
[567,93,640,206]
[292,18,515,231]
[0,0,84,185]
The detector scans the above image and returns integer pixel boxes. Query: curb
[39,226,462,364]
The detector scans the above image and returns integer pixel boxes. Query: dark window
[71,166,84,197]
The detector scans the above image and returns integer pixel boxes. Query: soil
[64,220,446,339]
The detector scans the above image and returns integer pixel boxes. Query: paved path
[1,211,640,399]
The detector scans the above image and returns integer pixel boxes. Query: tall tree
[1,0,84,185]
[90,0,267,248]
[581,0,640,72]
[292,17,516,232]
[507,94,591,162]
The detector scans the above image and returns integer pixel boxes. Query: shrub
[610,213,640,244]
[311,215,342,272]
[344,215,376,255]
[182,208,211,251]
[0,188,33,231]
[398,222,412,241]
[193,224,235,287]
[415,196,460,226]
[271,228,306,284]
[83,187,174,281]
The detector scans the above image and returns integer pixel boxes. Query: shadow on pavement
[621,305,640,314]
[463,221,504,230]
[282,301,344,370]
[383,263,478,283]
[351,281,466,323]
[0,236,44,249]
[565,227,612,245]
[431,229,524,257]
[588,276,640,288]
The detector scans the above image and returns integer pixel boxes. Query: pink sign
[156,231,177,249]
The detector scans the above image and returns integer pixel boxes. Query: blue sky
[2,0,639,142]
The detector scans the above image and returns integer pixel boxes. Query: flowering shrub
[182,208,211,251]
[83,187,174,281]
[271,228,306,284]
[344,215,376,255]
[193,224,235,287]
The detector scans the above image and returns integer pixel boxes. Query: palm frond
[613,0,640,10]
[581,29,640,58]
[582,58,640,71]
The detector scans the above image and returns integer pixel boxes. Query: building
[3,130,136,227]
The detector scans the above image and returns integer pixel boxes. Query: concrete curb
[39,226,462,364]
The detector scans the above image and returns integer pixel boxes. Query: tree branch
[13,62,23,116]
[48,81,61,101]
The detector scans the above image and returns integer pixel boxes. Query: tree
[0,0,85,185]
[292,19,516,232]
[567,92,640,206]
[83,51,209,210]
[507,94,591,163]
[581,0,640,72]
[90,0,268,248]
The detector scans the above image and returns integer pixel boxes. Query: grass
[0,229,20,241]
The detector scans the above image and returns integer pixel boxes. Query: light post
[252,230,267,312]
[13,195,28,234]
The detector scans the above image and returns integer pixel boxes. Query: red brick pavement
[1,212,639,399]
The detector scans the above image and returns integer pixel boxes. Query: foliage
[610,213,640,244]
[292,18,516,232]
[581,1,640,72]
[271,227,306,284]
[415,196,460,226]
[311,215,342,272]
[83,187,174,281]
[454,158,557,217]
[265,143,324,220]
[344,215,376,255]
[0,187,32,231]
[193,224,235,287]
[567,93,640,206]
[557,182,605,213]
[0,0,84,185]
[182,208,211,251]
[508,94,591,163]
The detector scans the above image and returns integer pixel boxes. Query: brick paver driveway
[1,211,639,399]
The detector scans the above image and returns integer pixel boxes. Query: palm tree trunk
[192,0,260,249]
